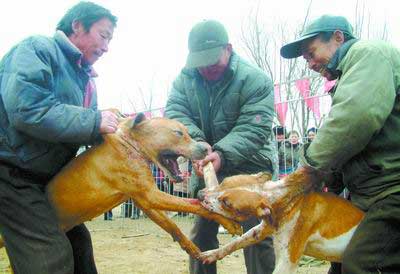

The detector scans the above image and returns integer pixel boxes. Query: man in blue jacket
[0,2,119,273]
[166,19,276,274]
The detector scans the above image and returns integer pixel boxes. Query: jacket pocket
[342,154,383,193]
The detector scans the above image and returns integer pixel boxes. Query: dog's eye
[173,130,183,137]
[222,199,231,208]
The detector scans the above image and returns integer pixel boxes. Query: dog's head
[199,173,276,226]
[118,113,208,182]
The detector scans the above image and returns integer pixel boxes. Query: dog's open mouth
[158,150,183,182]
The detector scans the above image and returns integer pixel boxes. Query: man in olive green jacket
[166,20,276,274]
[281,15,400,273]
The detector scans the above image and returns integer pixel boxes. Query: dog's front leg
[137,190,242,236]
[199,220,274,264]
[138,207,201,259]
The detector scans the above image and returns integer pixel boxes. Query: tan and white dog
[198,169,364,274]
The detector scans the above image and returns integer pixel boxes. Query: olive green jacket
[166,53,276,196]
[301,40,400,210]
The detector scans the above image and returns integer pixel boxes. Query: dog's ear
[257,199,277,229]
[128,113,146,128]
[256,172,272,182]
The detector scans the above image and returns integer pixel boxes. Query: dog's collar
[116,129,142,156]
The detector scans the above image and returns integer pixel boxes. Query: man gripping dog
[280,15,400,273]
[0,112,244,273]
[166,19,277,274]
[0,2,119,273]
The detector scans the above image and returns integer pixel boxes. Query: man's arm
[165,74,206,142]
[301,43,395,172]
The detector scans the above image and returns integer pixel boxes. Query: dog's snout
[193,143,208,159]
[198,189,206,201]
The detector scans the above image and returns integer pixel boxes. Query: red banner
[324,79,336,93]
[274,84,288,126]
[295,79,321,120]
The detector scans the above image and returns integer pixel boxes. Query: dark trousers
[340,192,400,274]
[189,216,275,274]
[0,164,97,274]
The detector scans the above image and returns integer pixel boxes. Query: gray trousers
[0,164,97,274]
[189,216,275,274]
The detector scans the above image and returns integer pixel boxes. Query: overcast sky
[1,0,399,113]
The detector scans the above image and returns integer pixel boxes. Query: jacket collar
[326,38,358,79]
[54,30,97,77]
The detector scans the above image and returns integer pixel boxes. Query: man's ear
[333,30,345,44]
[71,20,84,35]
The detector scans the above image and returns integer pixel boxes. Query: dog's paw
[199,250,222,264]
[183,242,202,259]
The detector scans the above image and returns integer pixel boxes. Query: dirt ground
[0,214,330,274]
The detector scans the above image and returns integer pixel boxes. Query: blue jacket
[0,31,101,178]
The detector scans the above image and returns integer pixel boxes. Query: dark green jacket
[166,53,276,195]
[301,40,400,210]
[0,31,101,178]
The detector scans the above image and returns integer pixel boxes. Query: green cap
[185,20,229,69]
[280,15,355,59]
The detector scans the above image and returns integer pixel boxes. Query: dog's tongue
[184,198,200,205]
[166,158,180,174]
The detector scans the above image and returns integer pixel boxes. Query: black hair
[56,1,117,36]
[307,127,318,134]
[273,126,286,136]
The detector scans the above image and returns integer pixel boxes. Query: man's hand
[192,141,213,177]
[193,152,222,177]
[100,110,119,134]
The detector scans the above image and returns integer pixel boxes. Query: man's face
[276,134,285,143]
[289,132,299,145]
[198,45,231,81]
[71,17,114,65]
[307,131,316,141]
[301,34,342,80]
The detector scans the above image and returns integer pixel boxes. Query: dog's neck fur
[243,172,316,227]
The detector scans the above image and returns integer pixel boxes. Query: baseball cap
[280,15,355,59]
[185,20,229,69]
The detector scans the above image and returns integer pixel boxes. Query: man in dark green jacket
[281,15,400,273]
[0,2,118,273]
[166,20,276,274]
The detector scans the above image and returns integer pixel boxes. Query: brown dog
[198,170,364,273]
[0,114,242,259]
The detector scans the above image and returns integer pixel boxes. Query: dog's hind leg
[138,207,201,259]
[132,190,242,235]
